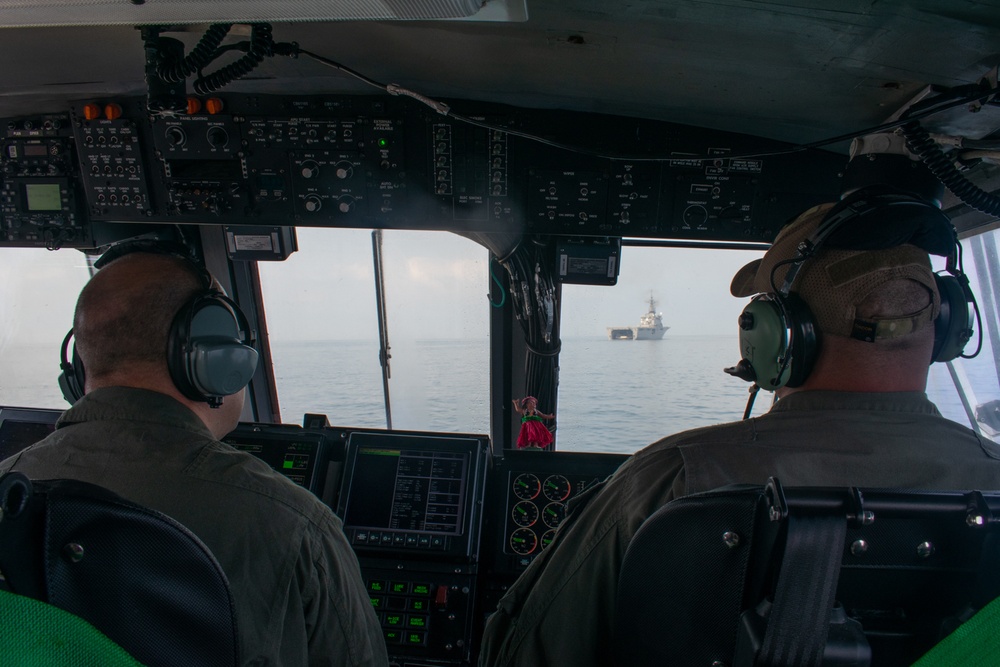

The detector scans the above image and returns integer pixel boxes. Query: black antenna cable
[156,24,232,84]
[193,24,276,94]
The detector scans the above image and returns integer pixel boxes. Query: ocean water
[4,335,998,455]
[269,335,1000,453]
[268,335,762,454]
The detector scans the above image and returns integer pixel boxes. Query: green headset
[725,186,977,391]
[58,241,259,408]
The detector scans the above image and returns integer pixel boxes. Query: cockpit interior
[2,2,1000,665]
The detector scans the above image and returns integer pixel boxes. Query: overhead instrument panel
[1,113,90,247]
[4,93,845,244]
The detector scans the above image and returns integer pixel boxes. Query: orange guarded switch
[186,97,202,115]
[205,97,224,114]
[104,103,123,120]
[82,103,102,120]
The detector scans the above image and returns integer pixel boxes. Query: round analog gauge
[511,501,539,527]
[512,473,541,500]
[542,502,566,528]
[543,474,572,501]
[541,529,557,550]
[509,528,538,555]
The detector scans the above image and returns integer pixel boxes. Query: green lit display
[25,183,62,211]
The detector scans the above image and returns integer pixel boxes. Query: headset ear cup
[782,293,819,388]
[168,292,259,405]
[734,294,819,391]
[933,274,973,363]
[57,330,86,404]
[736,297,790,391]
[167,296,203,402]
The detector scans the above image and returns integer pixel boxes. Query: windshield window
[0,248,91,409]
[257,226,1000,453]
[257,228,490,433]
[558,246,767,453]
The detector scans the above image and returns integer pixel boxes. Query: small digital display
[339,431,488,559]
[24,183,62,211]
[23,144,48,157]
[222,425,329,493]
[345,446,468,536]
[0,421,55,460]
[0,408,61,461]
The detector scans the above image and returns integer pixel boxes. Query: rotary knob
[206,126,229,148]
[165,126,186,147]
[337,195,356,213]
[300,161,320,179]
[303,195,322,213]
[334,161,354,180]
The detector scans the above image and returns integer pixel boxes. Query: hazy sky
[0,229,763,352]
[255,226,764,342]
[3,229,997,421]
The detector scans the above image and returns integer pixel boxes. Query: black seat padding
[614,479,1000,667]
[0,471,239,667]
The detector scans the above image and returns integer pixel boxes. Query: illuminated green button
[385,614,403,627]
[409,599,427,612]
[406,632,426,645]
[390,582,408,594]
[407,616,428,629]
[384,629,402,644]
[412,584,431,596]
[370,597,382,608]
[368,581,386,593]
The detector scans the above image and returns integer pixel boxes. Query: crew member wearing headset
[0,246,389,667]
[479,192,1000,667]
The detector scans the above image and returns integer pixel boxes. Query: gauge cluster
[504,471,599,559]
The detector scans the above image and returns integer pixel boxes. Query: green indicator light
[378,138,388,147]
[283,460,293,469]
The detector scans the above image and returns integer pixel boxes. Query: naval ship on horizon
[607,295,669,340]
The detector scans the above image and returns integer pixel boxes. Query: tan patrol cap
[730,203,940,341]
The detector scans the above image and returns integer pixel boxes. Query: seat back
[0,471,240,667]
[614,479,1000,667]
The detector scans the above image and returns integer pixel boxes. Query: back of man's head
[74,253,204,385]
[730,202,940,390]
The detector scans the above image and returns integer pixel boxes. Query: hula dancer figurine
[513,396,555,449]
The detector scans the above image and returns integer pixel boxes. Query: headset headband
[777,186,957,296]
[94,239,213,290]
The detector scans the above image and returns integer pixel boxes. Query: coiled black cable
[156,24,232,84]
[193,24,275,95]
[902,119,1000,216]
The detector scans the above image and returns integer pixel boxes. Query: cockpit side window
[0,248,91,408]
[927,228,1000,443]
